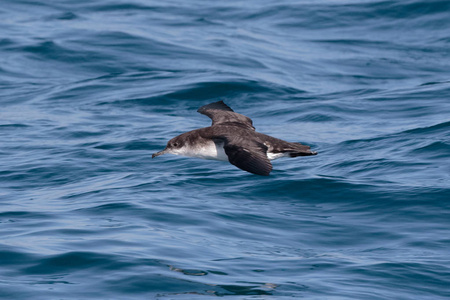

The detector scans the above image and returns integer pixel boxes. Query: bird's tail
[288,142,317,157]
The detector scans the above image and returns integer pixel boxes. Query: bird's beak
[152,148,168,158]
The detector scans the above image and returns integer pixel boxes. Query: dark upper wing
[197,101,255,130]
[223,139,272,176]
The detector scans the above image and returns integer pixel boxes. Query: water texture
[1,0,449,299]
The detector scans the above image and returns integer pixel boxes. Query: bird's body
[152,101,317,176]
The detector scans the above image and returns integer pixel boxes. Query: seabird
[152,101,317,176]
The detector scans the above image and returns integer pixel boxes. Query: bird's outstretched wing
[223,138,272,176]
[197,101,255,130]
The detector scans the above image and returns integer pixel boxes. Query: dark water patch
[22,251,124,275]
[336,120,450,154]
[290,113,343,122]
[420,79,450,86]
[93,143,121,150]
[274,1,450,29]
[409,141,450,158]
[44,11,78,21]
[320,88,382,99]
[349,261,450,298]
[0,249,36,267]
[63,186,116,204]
[369,1,450,20]
[21,41,96,64]
[77,202,140,215]
[0,123,30,129]
[370,83,450,105]
[0,211,53,222]
[62,130,109,139]
[163,80,270,102]
[105,273,208,296]
[324,158,429,177]
[250,177,385,203]
[82,2,159,13]
[0,38,15,48]
[123,140,154,151]
[250,177,450,214]
[403,120,450,135]
[100,78,291,111]
[106,274,277,297]
[215,283,274,296]
[169,265,208,276]
[0,164,86,189]
[81,30,168,54]
[43,83,117,104]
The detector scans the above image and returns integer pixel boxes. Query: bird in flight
[152,101,317,175]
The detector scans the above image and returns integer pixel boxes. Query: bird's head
[152,135,187,158]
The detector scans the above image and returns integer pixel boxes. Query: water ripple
[1,0,450,299]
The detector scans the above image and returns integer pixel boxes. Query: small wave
[0,123,30,128]
[403,120,450,135]
[44,12,78,21]
[409,141,450,158]
[22,251,125,275]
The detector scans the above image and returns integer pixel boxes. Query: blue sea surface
[1,0,450,299]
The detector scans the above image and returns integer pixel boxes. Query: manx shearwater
[152,101,317,176]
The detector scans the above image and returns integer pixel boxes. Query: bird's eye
[173,142,179,147]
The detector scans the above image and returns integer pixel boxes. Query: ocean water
[1,0,449,299]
